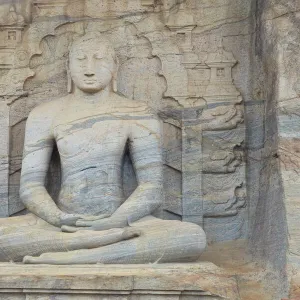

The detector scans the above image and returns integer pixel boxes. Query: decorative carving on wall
[0,5,25,26]
[204,41,242,104]
[202,150,242,174]
[131,4,246,241]
[203,184,246,217]
[201,104,243,131]
[32,0,70,17]
[0,5,26,69]
[0,5,30,216]
[166,2,196,53]
[32,0,85,18]
[140,0,155,6]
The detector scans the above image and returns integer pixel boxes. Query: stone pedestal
[0,263,239,299]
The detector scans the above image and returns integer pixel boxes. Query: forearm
[111,183,163,224]
[20,185,64,227]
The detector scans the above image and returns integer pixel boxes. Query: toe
[23,255,36,264]
[122,228,141,240]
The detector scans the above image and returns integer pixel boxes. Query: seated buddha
[0,32,206,264]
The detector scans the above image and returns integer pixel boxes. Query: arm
[110,109,164,224]
[20,106,72,227]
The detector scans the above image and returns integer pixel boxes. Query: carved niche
[3,1,246,243]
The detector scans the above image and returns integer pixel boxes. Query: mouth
[84,80,97,84]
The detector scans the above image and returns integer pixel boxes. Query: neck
[73,85,112,104]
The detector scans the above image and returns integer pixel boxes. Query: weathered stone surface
[247,0,300,299]
[1,0,250,245]
[0,0,299,299]
[0,263,239,300]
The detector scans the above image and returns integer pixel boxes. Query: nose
[84,72,95,77]
[84,59,95,77]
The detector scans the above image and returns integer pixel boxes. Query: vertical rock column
[250,0,300,298]
[0,4,30,217]
[0,99,10,217]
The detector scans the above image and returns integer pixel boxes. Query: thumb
[78,214,111,221]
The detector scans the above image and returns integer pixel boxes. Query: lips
[84,80,97,84]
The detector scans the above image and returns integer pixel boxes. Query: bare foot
[122,227,141,240]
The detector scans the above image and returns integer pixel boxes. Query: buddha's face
[69,39,116,93]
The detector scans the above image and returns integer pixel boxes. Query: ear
[112,56,119,93]
[66,58,73,93]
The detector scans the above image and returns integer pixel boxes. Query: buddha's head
[68,32,118,94]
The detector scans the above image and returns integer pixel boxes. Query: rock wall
[248,0,300,298]
[2,0,300,298]
[0,0,253,245]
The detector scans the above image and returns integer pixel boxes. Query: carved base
[0,263,239,299]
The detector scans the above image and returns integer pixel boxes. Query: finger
[23,255,38,264]
[61,225,91,232]
[93,222,123,231]
[62,218,78,226]
[75,220,94,227]
[62,215,83,226]
[61,225,80,232]
[122,228,141,240]
[94,214,111,220]
[79,214,110,221]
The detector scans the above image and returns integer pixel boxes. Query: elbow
[19,182,43,207]
[152,198,162,211]
[153,185,163,208]
[19,184,32,207]
[141,182,163,209]
[139,181,163,190]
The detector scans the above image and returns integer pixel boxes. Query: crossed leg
[23,217,206,264]
[0,214,140,262]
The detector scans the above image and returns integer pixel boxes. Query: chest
[54,118,129,158]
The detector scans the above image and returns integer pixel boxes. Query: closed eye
[94,54,104,60]
[77,55,86,60]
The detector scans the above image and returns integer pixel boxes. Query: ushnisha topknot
[69,31,117,63]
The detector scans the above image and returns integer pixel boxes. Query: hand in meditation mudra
[0,33,206,264]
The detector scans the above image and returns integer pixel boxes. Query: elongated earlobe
[66,59,73,93]
[112,57,119,93]
[113,76,118,92]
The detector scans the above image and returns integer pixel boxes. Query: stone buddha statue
[0,32,206,264]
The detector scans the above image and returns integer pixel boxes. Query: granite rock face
[249,0,300,298]
[1,0,249,243]
[0,263,240,300]
[0,0,298,299]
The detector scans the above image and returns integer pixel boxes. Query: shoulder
[113,93,157,118]
[28,97,65,120]
[26,97,67,136]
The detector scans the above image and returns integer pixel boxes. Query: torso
[49,94,147,216]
